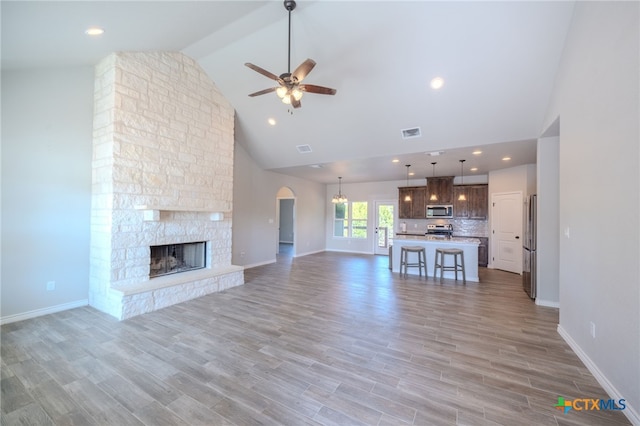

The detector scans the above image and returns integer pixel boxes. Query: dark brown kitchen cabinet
[398,186,426,219]
[453,184,488,220]
[426,177,454,205]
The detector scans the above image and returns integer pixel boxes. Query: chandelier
[332,177,348,204]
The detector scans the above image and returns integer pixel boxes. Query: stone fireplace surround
[89,52,243,320]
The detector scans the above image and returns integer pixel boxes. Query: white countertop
[394,234,480,245]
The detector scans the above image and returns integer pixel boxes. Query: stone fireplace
[89,52,243,320]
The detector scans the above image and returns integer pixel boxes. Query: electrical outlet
[590,321,596,338]
[46,281,56,291]
[240,251,245,257]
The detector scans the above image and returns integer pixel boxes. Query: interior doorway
[276,187,295,257]
[491,191,523,274]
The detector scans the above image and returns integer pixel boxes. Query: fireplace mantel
[134,205,229,221]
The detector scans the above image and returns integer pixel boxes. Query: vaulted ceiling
[2,1,575,183]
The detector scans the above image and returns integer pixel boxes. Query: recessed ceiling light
[268,118,276,126]
[426,151,444,157]
[409,172,415,176]
[309,164,323,168]
[470,167,478,172]
[392,159,399,163]
[430,77,444,90]
[85,27,105,36]
[502,156,511,161]
[473,150,482,155]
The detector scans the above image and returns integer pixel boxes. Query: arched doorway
[276,187,295,257]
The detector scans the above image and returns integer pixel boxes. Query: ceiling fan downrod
[284,0,296,74]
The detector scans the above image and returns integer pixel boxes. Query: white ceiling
[1,1,575,183]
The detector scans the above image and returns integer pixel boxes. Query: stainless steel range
[426,224,453,236]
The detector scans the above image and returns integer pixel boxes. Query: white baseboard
[242,259,276,269]
[0,299,89,325]
[557,325,639,425]
[324,249,374,255]
[536,298,560,308]
[294,249,326,257]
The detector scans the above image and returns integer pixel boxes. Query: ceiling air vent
[401,127,421,139]
[296,144,312,154]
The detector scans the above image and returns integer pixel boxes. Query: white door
[491,192,523,274]
[374,201,395,255]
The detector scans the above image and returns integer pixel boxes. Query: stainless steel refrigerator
[523,194,537,299]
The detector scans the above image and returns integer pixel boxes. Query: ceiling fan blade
[291,98,302,109]
[300,84,337,95]
[292,59,316,83]
[245,63,279,81]
[248,87,277,97]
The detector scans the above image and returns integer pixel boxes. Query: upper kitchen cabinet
[398,186,426,219]
[426,177,454,205]
[453,184,489,220]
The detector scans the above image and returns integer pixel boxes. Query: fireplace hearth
[150,242,206,278]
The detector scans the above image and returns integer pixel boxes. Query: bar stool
[400,246,427,278]
[434,248,466,283]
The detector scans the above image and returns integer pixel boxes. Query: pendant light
[429,161,438,202]
[458,159,467,201]
[332,176,348,204]
[404,165,412,202]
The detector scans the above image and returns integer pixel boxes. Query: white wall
[542,2,639,421]
[536,136,559,307]
[488,164,536,197]
[1,67,94,321]
[232,143,326,267]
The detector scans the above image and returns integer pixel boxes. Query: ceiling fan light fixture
[292,88,303,101]
[276,86,287,98]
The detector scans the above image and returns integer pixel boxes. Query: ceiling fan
[245,0,336,109]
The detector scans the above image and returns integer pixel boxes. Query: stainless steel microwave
[426,205,453,218]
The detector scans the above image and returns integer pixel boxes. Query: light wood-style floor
[1,252,630,425]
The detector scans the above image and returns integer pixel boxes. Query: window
[333,202,348,237]
[333,201,368,238]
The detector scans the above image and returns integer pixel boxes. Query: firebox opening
[150,241,206,278]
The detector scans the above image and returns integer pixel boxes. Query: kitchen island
[392,235,480,281]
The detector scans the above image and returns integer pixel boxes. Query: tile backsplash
[399,218,489,237]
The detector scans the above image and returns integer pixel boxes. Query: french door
[374,201,395,255]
